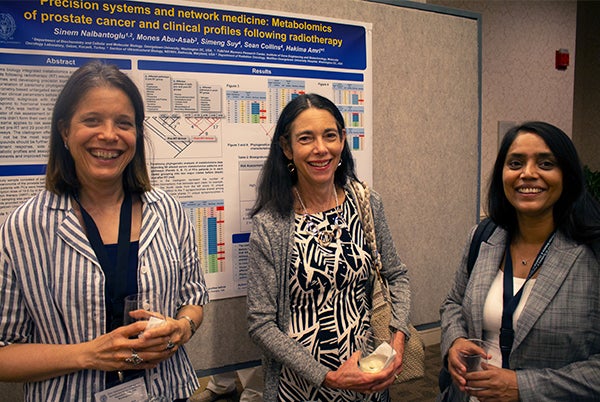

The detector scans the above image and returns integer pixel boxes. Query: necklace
[294,185,345,247]
[511,239,537,267]
[512,242,542,266]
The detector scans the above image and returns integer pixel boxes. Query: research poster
[0,0,372,299]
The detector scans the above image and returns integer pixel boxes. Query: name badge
[94,376,148,402]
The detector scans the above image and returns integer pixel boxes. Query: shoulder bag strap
[467,217,497,277]
[349,180,383,279]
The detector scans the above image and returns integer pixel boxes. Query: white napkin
[359,341,397,373]
[144,316,166,331]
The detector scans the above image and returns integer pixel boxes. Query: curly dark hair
[250,93,357,218]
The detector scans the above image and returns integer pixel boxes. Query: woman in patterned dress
[247,93,412,401]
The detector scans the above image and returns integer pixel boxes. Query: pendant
[316,226,343,247]
[317,230,334,247]
[304,217,318,235]
[296,188,345,248]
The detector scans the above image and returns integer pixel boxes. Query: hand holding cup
[460,338,488,390]
[123,293,164,325]
[459,338,488,372]
[358,330,396,374]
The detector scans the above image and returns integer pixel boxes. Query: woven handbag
[349,180,425,383]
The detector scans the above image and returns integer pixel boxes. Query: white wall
[427,0,577,206]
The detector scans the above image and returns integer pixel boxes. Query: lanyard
[500,231,556,368]
[74,191,133,331]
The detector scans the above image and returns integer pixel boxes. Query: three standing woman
[247,93,412,401]
[440,122,600,401]
[0,61,208,401]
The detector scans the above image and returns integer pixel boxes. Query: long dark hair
[250,93,357,218]
[45,60,151,195]
[487,121,600,246]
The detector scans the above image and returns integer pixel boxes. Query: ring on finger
[125,350,143,365]
[166,340,176,350]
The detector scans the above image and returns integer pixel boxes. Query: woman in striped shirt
[0,60,208,401]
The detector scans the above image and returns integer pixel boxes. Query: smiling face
[60,85,137,191]
[502,132,563,222]
[280,107,346,191]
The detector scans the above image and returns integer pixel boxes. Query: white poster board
[0,0,373,300]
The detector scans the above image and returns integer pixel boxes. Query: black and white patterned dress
[278,194,390,402]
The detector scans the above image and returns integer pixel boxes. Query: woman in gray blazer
[440,122,600,401]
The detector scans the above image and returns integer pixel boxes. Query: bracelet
[179,315,197,336]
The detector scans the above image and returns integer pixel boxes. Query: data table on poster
[333,83,366,150]
[333,83,365,106]
[226,91,267,124]
[268,79,306,123]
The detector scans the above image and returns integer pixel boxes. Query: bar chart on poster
[185,200,226,274]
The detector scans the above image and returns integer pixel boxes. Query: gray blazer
[440,226,600,401]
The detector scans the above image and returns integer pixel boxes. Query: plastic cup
[460,338,488,390]
[459,338,488,372]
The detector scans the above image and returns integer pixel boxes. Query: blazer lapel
[513,232,579,350]
[470,229,507,337]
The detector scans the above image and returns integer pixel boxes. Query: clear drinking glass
[123,292,156,325]
[460,338,488,390]
[459,338,488,372]
[358,327,393,374]
[122,293,165,397]
[357,329,392,401]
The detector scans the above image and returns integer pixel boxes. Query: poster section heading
[0,0,367,70]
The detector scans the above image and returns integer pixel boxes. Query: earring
[337,158,342,167]
[64,142,69,150]
[287,162,296,173]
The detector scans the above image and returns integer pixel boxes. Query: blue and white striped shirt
[0,188,209,401]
